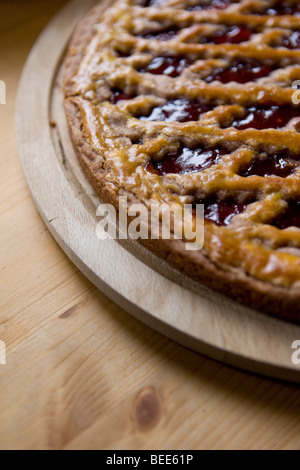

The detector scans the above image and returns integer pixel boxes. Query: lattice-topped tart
[64,0,300,321]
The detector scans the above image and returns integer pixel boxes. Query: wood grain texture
[1,0,300,450]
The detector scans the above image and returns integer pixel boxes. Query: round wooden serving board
[16,0,300,383]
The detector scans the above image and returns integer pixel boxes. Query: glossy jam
[142,0,165,6]
[279,32,300,49]
[232,105,299,130]
[194,199,250,226]
[138,29,179,41]
[116,49,132,58]
[272,201,300,229]
[110,90,134,104]
[200,26,253,45]
[240,155,298,178]
[139,56,192,78]
[139,99,212,122]
[205,59,274,84]
[150,146,227,175]
[187,0,232,11]
[261,2,300,16]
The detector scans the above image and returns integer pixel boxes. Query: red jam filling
[110,90,134,104]
[232,105,299,130]
[240,154,298,178]
[139,56,192,77]
[139,99,212,122]
[116,49,132,58]
[205,59,274,84]
[200,26,253,45]
[194,199,250,226]
[262,2,300,16]
[272,201,300,229]
[142,0,165,6]
[147,146,227,175]
[278,32,300,49]
[187,0,232,11]
[138,29,179,41]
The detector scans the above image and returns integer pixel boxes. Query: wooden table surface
[1,0,300,451]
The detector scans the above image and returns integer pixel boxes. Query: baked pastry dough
[64,0,300,321]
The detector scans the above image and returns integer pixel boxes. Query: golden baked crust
[64,0,300,321]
